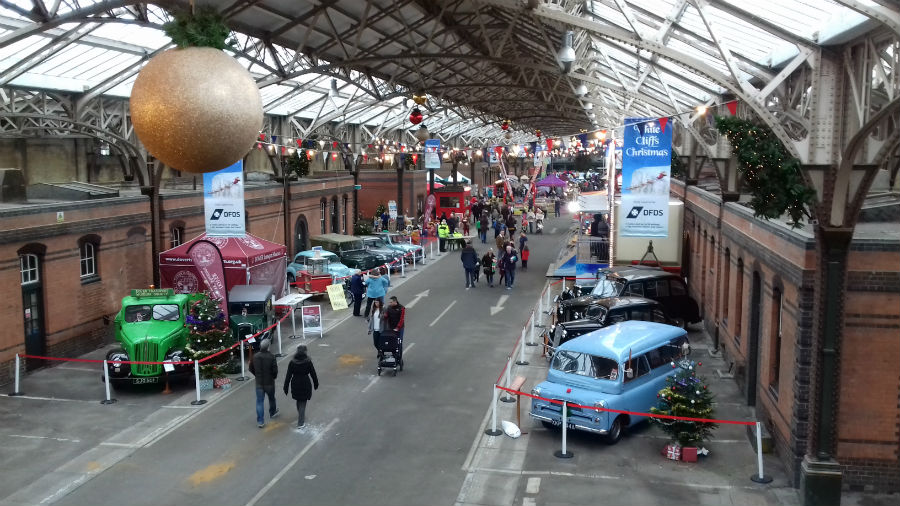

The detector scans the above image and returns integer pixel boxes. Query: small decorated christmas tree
[185,293,234,378]
[650,359,718,447]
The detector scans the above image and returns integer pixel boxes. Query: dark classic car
[548,297,673,356]
[310,234,383,271]
[556,266,700,327]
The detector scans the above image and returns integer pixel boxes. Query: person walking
[250,339,279,428]
[554,197,561,217]
[479,213,489,243]
[500,244,519,290]
[283,344,318,429]
[521,245,530,270]
[385,296,405,343]
[367,299,384,352]
[438,219,450,252]
[495,229,507,253]
[518,231,528,253]
[520,212,528,237]
[363,270,389,318]
[527,208,535,234]
[482,249,496,287]
[505,214,517,242]
[349,272,365,316]
[460,240,479,288]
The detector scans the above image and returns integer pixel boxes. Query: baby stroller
[376,329,404,376]
[536,219,544,234]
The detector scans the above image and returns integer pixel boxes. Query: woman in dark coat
[283,345,319,428]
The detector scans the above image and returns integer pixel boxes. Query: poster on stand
[424,139,441,169]
[620,118,671,237]
[203,160,245,236]
[301,305,323,338]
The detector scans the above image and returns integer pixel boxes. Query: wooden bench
[510,375,528,432]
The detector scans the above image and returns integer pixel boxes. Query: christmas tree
[650,360,718,446]
[185,293,234,378]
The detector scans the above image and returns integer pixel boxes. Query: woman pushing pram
[375,296,406,376]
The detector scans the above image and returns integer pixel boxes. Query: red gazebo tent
[159,233,288,301]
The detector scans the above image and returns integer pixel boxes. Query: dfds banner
[620,118,672,237]
[203,160,245,236]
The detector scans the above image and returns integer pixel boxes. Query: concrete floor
[0,213,891,506]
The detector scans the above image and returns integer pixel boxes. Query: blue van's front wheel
[605,416,624,445]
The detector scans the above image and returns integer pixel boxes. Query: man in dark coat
[283,344,318,428]
[460,240,479,288]
[250,339,279,428]
[349,272,365,316]
[479,213,489,243]
[499,245,518,290]
[385,296,406,344]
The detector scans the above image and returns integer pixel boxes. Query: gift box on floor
[214,378,232,390]
[663,443,681,461]
[682,446,698,462]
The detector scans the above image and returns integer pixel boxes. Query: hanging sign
[424,139,441,169]
[620,118,672,237]
[203,160,245,237]
[388,200,398,219]
[301,305,324,337]
[489,145,499,164]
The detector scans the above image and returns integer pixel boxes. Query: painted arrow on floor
[490,294,509,316]
[405,289,430,308]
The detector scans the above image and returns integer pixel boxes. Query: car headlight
[593,400,606,408]
[531,387,541,396]
[561,329,567,337]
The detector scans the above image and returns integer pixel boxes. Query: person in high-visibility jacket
[437,219,450,252]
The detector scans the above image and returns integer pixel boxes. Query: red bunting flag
[659,117,668,133]
[547,139,553,151]
[332,141,338,148]
[296,138,302,146]
[281,146,286,155]
[726,100,738,116]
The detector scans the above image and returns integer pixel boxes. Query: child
[521,245,530,270]
[462,218,470,236]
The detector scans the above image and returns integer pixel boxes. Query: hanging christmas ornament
[501,120,510,131]
[409,108,424,125]
[130,7,262,173]
[535,129,542,138]
[412,94,427,106]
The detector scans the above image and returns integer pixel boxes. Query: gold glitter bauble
[130,47,263,173]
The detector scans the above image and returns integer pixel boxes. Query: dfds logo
[627,206,663,218]
[626,206,643,219]
[210,209,241,220]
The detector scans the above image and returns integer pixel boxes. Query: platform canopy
[0,0,895,145]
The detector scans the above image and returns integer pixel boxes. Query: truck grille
[133,341,161,376]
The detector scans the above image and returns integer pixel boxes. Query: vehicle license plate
[551,419,577,430]
[133,377,159,385]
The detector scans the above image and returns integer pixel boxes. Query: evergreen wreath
[163,6,234,49]
[714,116,815,227]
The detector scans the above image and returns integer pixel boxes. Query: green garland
[163,6,233,49]
[714,116,815,227]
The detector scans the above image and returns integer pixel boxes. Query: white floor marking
[244,417,339,506]
[429,300,457,327]
[9,434,81,443]
[550,227,557,234]
[525,477,541,494]
[6,395,96,403]
[55,366,97,372]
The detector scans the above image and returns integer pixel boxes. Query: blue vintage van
[530,320,689,444]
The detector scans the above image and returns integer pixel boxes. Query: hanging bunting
[546,139,553,151]
[659,117,669,133]
[578,133,589,147]
[726,100,738,116]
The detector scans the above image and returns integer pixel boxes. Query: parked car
[547,297,673,357]
[530,320,690,443]
[556,266,700,327]
[228,284,275,351]
[105,288,204,387]
[373,232,424,262]
[287,249,357,286]
[360,236,405,271]
[310,234,382,271]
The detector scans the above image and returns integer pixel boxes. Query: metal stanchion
[429,240,433,260]
[501,356,515,403]
[751,422,773,483]
[412,250,417,270]
[401,258,406,278]
[275,319,284,357]
[8,353,23,396]
[191,360,207,406]
[236,341,248,381]
[484,385,503,436]
[516,328,529,365]
[527,310,538,346]
[100,360,117,404]
[554,401,574,458]
[290,304,299,339]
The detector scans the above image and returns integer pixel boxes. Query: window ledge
[767,384,779,402]
[80,275,101,285]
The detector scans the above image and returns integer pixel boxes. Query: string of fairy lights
[251,100,738,163]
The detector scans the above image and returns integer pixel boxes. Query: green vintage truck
[105,288,205,387]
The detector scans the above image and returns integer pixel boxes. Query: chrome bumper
[529,412,608,435]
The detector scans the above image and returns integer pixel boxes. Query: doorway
[747,270,762,406]
[294,215,309,254]
[20,252,46,370]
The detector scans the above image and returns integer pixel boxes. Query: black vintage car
[556,266,700,327]
[548,297,673,356]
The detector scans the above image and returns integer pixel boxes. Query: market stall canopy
[159,233,288,299]
[536,175,568,187]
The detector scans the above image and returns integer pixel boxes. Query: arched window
[769,285,783,395]
[170,221,185,248]
[320,199,327,234]
[78,235,101,282]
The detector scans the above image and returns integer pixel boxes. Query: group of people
[460,236,527,290]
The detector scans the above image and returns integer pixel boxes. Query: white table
[275,293,313,339]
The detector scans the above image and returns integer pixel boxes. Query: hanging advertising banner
[620,118,672,237]
[489,145,499,164]
[203,160,245,236]
[424,139,441,169]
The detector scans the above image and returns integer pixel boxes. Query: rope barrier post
[751,421,773,483]
[516,327,529,366]
[554,401,574,459]
[191,360,207,406]
[484,385,502,436]
[501,356,515,403]
[8,353,23,396]
[412,249,417,270]
[527,310,538,346]
[290,303,298,339]
[429,239,433,260]
[236,341,248,381]
[401,258,406,278]
[275,318,285,358]
[100,360,117,405]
